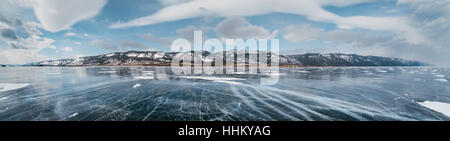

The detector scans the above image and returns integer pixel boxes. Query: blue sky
[1,0,450,65]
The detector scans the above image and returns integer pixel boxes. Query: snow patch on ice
[419,101,450,117]
[68,113,78,118]
[133,84,142,88]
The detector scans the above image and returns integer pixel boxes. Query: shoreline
[11,65,432,68]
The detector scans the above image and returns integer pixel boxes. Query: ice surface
[178,76,245,85]
[0,83,30,92]
[1,66,450,121]
[98,71,116,74]
[435,78,448,82]
[134,76,154,80]
[297,70,310,73]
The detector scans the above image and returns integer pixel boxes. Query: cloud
[283,24,323,42]
[141,33,175,47]
[90,39,119,50]
[0,19,42,40]
[386,9,399,13]
[0,28,17,40]
[287,27,450,65]
[176,25,210,41]
[392,0,450,65]
[24,0,108,32]
[142,17,276,48]
[0,6,56,64]
[0,21,12,29]
[23,21,43,35]
[0,16,53,51]
[118,40,152,50]
[7,35,55,50]
[157,0,191,6]
[141,25,210,47]
[64,32,76,36]
[91,39,156,51]
[73,41,81,45]
[0,35,56,64]
[62,46,73,52]
[0,49,53,64]
[109,0,421,44]
[215,17,278,39]
[108,0,369,28]
[322,30,391,47]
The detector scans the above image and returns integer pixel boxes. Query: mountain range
[24,51,428,67]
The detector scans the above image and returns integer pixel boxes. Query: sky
[0,0,450,65]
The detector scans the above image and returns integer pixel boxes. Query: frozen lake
[0,66,450,121]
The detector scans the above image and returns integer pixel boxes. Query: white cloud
[157,0,191,6]
[0,49,53,64]
[141,25,210,47]
[0,28,17,40]
[7,35,55,50]
[142,17,277,47]
[215,17,278,40]
[283,24,324,42]
[23,21,43,35]
[176,25,210,41]
[0,6,56,64]
[1,35,56,64]
[91,39,156,51]
[91,39,119,50]
[62,46,73,52]
[64,32,76,36]
[73,41,81,45]
[386,9,399,13]
[0,22,12,29]
[25,0,108,32]
[108,0,368,28]
[109,0,421,44]
[141,33,175,47]
[118,40,152,50]
[322,30,391,47]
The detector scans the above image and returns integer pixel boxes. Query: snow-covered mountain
[25,51,428,66]
[286,53,427,66]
